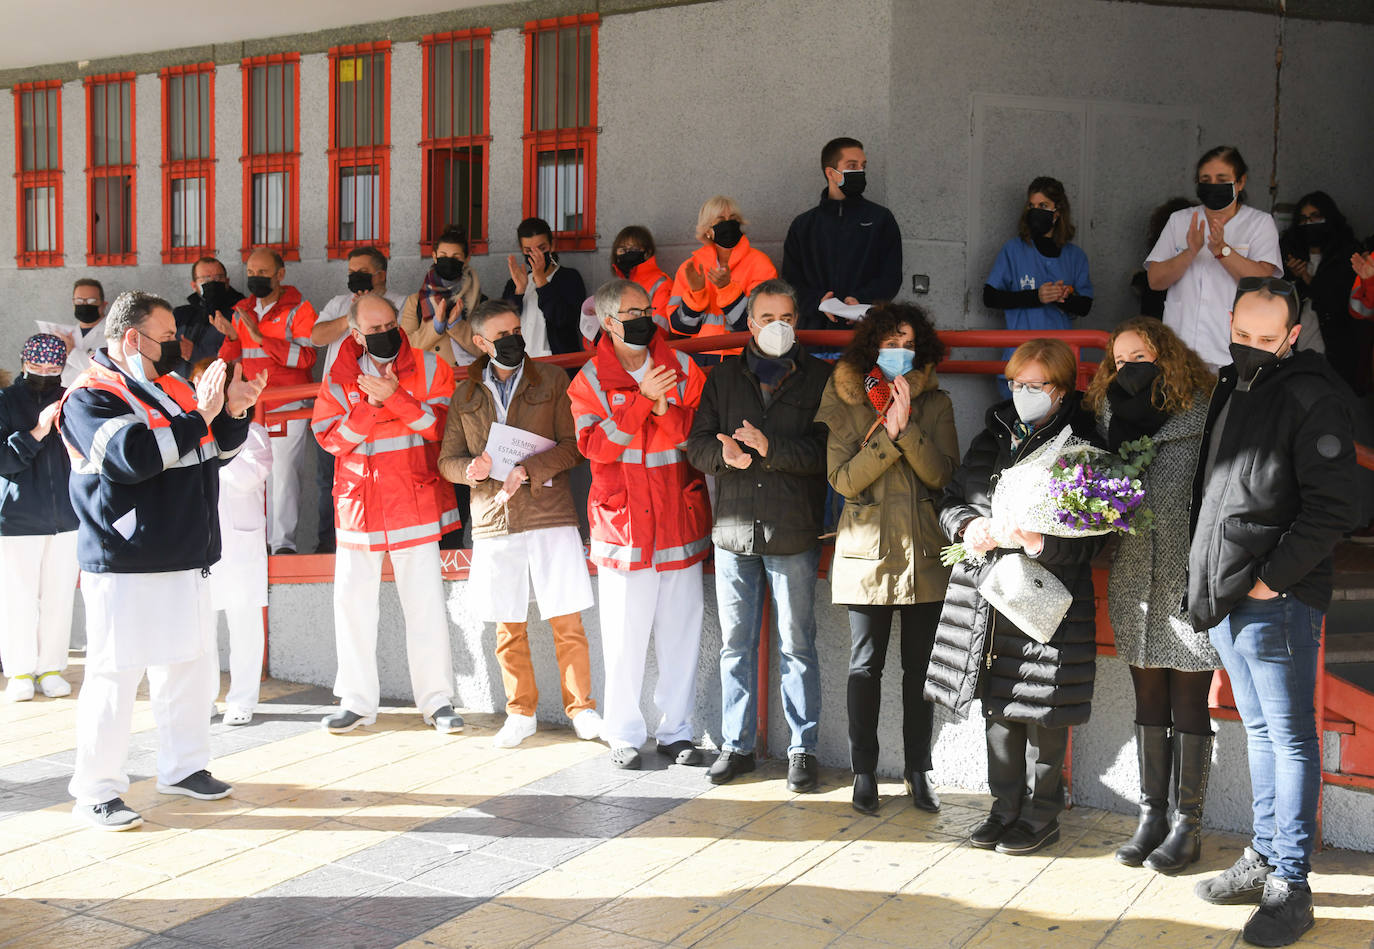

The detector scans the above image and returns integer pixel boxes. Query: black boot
[1144,730,1213,874]
[903,768,940,812]
[1115,724,1171,867]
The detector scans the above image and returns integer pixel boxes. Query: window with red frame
[420,30,490,255]
[13,80,63,268]
[85,73,136,266]
[522,15,598,250]
[241,54,300,259]
[160,64,215,263]
[328,43,390,257]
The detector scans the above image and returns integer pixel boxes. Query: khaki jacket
[400,269,484,367]
[814,360,959,605]
[437,356,582,538]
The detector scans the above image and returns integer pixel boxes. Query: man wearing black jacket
[172,256,244,371]
[502,217,587,356]
[685,279,831,793]
[1188,277,1358,948]
[782,137,902,331]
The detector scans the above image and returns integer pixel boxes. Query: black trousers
[846,602,941,775]
[985,716,1070,831]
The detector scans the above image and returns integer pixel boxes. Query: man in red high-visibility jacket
[218,248,318,554]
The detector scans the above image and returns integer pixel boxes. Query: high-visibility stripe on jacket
[220,285,318,387]
[668,237,778,351]
[56,351,251,574]
[312,336,459,551]
[1350,276,1374,321]
[567,331,711,572]
[623,257,673,332]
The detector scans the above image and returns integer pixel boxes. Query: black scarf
[1106,381,1169,450]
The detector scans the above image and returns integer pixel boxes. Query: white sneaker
[493,713,537,748]
[222,706,253,726]
[36,672,71,698]
[5,675,35,702]
[572,708,603,741]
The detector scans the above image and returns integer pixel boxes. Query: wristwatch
[1216,245,1232,259]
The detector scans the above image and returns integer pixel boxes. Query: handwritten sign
[485,422,555,486]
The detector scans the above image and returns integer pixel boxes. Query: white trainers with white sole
[493,713,537,748]
[572,708,603,741]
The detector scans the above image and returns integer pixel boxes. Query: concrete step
[1328,661,1374,694]
[1327,632,1374,664]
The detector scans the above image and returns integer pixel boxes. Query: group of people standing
[0,138,1367,949]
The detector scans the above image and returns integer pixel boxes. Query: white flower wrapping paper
[983,428,1115,552]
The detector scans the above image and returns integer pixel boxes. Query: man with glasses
[1188,276,1358,947]
[174,257,244,371]
[568,279,711,770]
[56,279,109,387]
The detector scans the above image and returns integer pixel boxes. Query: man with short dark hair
[174,256,244,370]
[59,291,267,831]
[1188,277,1359,947]
[52,278,109,386]
[686,278,831,792]
[220,248,319,554]
[782,136,903,330]
[502,217,587,356]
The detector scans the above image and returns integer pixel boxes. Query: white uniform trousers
[211,605,265,710]
[0,531,79,677]
[598,562,703,749]
[266,406,309,551]
[333,542,455,718]
[68,570,216,805]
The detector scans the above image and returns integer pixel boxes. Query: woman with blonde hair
[669,196,777,352]
[1084,316,1219,874]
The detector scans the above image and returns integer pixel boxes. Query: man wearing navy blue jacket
[58,291,267,831]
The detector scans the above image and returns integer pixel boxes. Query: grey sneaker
[157,769,232,800]
[74,797,142,832]
[1242,875,1314,947]
[1195,847,1275,905]
[427,705,465,734]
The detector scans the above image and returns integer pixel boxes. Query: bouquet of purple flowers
[941,429,1155,566]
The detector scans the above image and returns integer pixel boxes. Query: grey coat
[1098,396,1221,671]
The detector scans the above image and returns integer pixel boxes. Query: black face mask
[523,250,559,272]
[1112,360,1159,398]
[74,304,101,325]
[1229,340,1288,383]
[23,372,62,394]
[1298,221,1330,247]
[490,334,527,369]
[1196,182,1236,212]
[141,334,183,377]
[711,219,743,249]
[615,249,648,275]
[618,316,657,348]
[433,257,464,282]
[347,271,374,293]
[246,276,274,299]
[837,169,867,198]
[198,280,226,310]
[363,327,403,362]
[1026,207,1056,237]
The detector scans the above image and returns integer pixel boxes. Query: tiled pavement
[2,662,1373,949]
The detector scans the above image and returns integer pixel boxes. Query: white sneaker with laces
[493,713,537,748]
[572,708,603,741]
[36,672,71,698]
[5,675,35,702]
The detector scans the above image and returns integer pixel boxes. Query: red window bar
[240,53,301,261]
[327,42,391,258]
[522,15,598,251]
[420,29,491,256]
[160,63,216,264]
[84,72,137,266]
[12,80,64,268]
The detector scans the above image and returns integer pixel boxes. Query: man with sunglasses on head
[1188,276,1359,948]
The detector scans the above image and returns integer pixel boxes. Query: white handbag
[977,553,1072,645]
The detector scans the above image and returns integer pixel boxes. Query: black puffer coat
[923,392,1105,728]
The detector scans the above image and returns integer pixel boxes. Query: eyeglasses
[1234,276,1298,310]
[617,308,653,321]
[1006,381,1052,394]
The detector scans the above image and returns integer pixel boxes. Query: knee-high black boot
[1115,723,1171,867]
[1144,730,1214,874]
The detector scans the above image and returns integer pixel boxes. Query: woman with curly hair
[1084,317,1219,873]
[815,302,959,816]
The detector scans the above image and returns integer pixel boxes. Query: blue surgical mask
[875,347,915,380]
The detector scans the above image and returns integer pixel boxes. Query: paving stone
[552,799,656,839]
[408,851,545,898]
[595,778,696,815]
[468,790,582,824]
[335,833,459,881]
[478,827,601,868]
[328,881,480,937]
[258,915,402,949]
[523,760,640,799]
[162,897,324,945]
[409,814,527,853]
[249,864,394,910]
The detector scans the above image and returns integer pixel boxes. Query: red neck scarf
[864,366,891,417]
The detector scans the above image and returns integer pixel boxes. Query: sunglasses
[1234,275,1296,299]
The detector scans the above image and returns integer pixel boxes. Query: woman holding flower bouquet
[925,338,1105,856]
[1084,318,1219,874]
[816,303,960,817]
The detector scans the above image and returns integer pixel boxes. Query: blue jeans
[1209,595,1323,883]
[715,546,821,756]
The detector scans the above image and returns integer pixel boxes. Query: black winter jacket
[502,266,589,356]
[924,393,1105,727]
[174,284,245,369]
[782,192,902,330]
[0,379,79,537]
[1187,350,1359,631]
[684,346,830,555]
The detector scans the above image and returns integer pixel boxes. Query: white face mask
[754,319,795,358]
[1012,386,1055,424]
